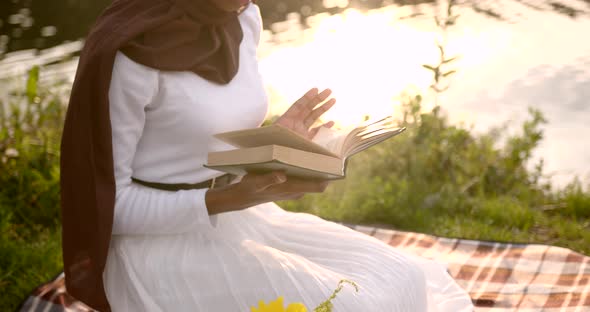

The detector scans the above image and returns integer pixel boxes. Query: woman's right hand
[205,171,329,215]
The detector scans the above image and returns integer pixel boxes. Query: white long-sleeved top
[103,5,475,311]
[107,4,268,235]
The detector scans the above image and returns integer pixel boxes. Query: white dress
[102,4,474,312]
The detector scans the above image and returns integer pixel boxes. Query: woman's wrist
[205,184,251,215]
[204,172,330,216]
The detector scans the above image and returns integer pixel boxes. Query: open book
[205,116,406,179]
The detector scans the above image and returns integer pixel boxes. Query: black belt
[131,174,236,191]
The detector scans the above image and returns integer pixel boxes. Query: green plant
[0,67,65,310]
[278,94,590,254]
[1,67,64,227]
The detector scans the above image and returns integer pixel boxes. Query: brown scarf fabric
[60,0,243,310]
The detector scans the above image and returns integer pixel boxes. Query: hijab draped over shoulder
[60,0,244,310]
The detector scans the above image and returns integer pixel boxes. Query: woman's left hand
[274,88,336,139]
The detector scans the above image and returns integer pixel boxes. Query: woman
[60,0,474,311]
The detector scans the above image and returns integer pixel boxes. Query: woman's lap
[104,204,467,311]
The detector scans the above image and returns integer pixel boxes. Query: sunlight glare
[259,5,494,128]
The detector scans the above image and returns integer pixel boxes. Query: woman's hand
[274,88,336,139]
[205,88,337,215]
[205,171,329,215]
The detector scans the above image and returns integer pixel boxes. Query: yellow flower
[251,296,308,312]
[285,303,307,312]
[251,279,357,312]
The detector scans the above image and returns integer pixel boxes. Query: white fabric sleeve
[108,52,213,235]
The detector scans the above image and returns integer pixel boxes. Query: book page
[312,116,400,156]
[311,126,349,156]
[339,116,394,153]
[344,127,406,157]
[214,124,339,157]
[213,118,403,160]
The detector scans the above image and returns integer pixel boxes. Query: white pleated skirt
[103,203,473,311]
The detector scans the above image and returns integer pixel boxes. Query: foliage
[313,280,358,312]
[1,67,64,227]
[0,67,64,310]
[278,95,590,254]
[0,221,62,309]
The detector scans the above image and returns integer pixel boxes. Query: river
[1,0,589,187]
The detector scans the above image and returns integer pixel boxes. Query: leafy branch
[313,280,359,312]
[422,0,460,100]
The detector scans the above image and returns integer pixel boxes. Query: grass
[279,186,590,255]
[0,222,63,308]
[1,69,589,310]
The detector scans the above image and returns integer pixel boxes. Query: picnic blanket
[19,226,590,312]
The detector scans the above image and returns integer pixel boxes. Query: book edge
[207,145,344,177]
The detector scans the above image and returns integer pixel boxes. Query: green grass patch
[0,221,62,309]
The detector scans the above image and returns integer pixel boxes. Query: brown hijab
[60,0,244,310]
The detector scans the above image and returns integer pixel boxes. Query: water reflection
[1,0,589,55]
[260,7,438,125]
[1,0,589,186]
[257,1,590,186]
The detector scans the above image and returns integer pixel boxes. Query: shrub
[279,95,589,252]
[0,67,64,310]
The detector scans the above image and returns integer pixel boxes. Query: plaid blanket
[19,226,590,312]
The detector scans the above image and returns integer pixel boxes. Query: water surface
[1,0,589,187]
[257,1,590,187]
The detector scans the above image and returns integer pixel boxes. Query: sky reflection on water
[0,0,588,187]
[257,1,590,186]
